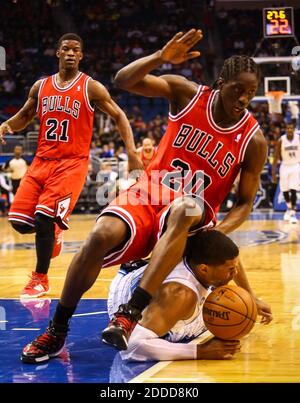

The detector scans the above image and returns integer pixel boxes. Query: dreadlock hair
[57,33,83,50]
[213,55,260,89]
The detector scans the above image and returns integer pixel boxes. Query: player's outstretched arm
[0,80,41,144]
[114,29,202,99]
[215,129,268,234]
[88,79,143,172]
[233,259,273,324]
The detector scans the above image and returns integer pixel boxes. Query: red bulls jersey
[146,85,260,214]
[36,72,94,159]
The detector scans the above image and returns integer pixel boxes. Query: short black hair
[185,230,239,265]
[216,55,261,85]
[58,33,83,50]
[285,119,297,127]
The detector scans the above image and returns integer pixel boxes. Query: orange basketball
[203,285,257,340]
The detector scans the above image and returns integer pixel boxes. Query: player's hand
[0,122,13,144]
[272,175,278,184]
[159,29,203,65]
[197,338,241,360]
[254,297,273,324]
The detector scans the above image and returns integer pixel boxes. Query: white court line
[12,328,41,331]
[128,330,214,383]
[0,320,8,323]
[73,311,107,317]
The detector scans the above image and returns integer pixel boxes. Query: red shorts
[99,177,216,268]
[9,156,89,229]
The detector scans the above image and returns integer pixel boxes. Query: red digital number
[270,19,279,34]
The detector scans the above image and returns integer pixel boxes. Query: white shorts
[107,265,147,319]
[279,163,300,192]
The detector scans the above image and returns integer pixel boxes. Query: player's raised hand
[0,122,13,144]
[159,29,203,65]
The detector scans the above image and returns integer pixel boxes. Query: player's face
[143,139,153,153]
[220,72,258,119]
[57,40,83,70]
[285,124,295,139]
[206,258,238,288]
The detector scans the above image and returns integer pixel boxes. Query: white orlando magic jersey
[107,258,211,342]
[281,133,300,165]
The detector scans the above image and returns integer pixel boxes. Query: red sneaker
[52,224,64,258]
[102,304,141,350]
[21,321,67,364]
[20,272,50,299]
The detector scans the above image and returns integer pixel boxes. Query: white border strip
[206,90,250,133]
[169,85,204,121]
[52,72,83,92]
[36,204,55,213]
[83,76,94,113]
[8,212,35,221]
[36,78,46,113]
[238,122,260,163]
[7,217,35,227]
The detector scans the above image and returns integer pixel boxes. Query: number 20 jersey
[146,85,260,213]
[36,72,94,159]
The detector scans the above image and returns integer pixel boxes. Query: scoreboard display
[263,7,294,38]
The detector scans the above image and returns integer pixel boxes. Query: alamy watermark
[291,46,300,72]
[95,167,206,216]
[0,46,6,70]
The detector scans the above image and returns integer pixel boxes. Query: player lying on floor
[107,230,271,362]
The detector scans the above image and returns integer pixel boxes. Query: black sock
[128,286,152,312]
[53,302,76,328]
[35,214,55,275]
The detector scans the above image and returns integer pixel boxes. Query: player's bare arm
[132,281,240,360]
[88,79,143,171]
[0,80,41,144]
[140,282,198,336]
[114,29,202,102]
[215,129,268,234]
[234,259,273,324]
[272,138,282,183]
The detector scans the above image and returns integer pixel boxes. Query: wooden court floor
[1,213,300,383]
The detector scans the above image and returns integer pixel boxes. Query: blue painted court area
[0,299,154,383]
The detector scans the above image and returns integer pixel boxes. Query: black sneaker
[21,321,68,364]
[102,304,142,350]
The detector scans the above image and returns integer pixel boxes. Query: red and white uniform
[9,72,94,229]
[100,86,259,268]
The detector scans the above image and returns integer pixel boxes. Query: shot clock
[263,7,294,38]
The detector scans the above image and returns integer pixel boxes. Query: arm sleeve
[120,324,197,362]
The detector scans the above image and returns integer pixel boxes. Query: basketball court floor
[1,211,300,383]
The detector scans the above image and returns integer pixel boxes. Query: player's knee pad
[34,213,55,236]
[11,221,35,234]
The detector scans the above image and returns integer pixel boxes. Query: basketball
[203,285,257,340]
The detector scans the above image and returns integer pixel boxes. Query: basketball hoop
[266,91,285,114]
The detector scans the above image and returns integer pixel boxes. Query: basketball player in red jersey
[21,30,272,363]
[0,33,142,299]
[137,138,157,169]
